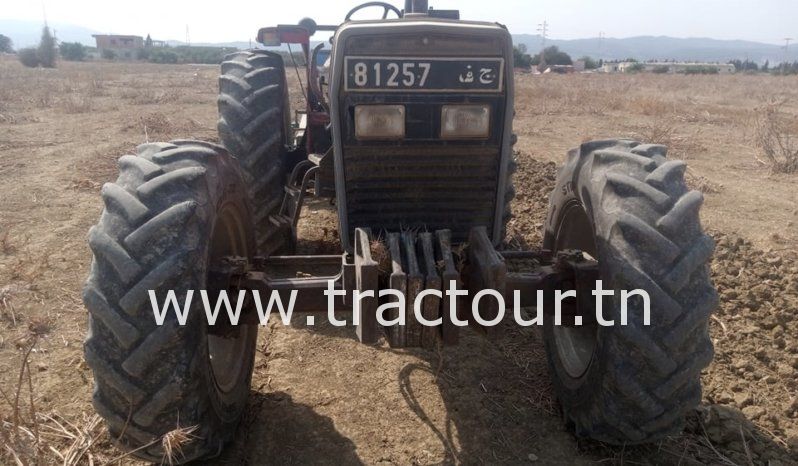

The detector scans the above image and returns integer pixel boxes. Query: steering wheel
[345,2,402,21]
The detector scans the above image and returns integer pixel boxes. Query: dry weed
[61,96,93,114]
[687,171,724,194]
[161,425,199,465]
[754,100,798,173]
[0,336,40,465]
[123,88,184,105]
[8,243,50,283]
[370,239,391,274]
[0,284,30,326]
[1,330,106,465]
[38,412,104,465]
[85,78,107,97]
[629,95,674,116]
[635,123,676,146]
[34,89,55,109]
[0,229,15,255]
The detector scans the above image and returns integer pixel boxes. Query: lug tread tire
[84,141,254,462]
[217,50,290,255]
[543,139,718,444]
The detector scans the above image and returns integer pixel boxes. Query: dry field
[1,55,797,465]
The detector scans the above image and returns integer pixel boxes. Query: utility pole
[186,25,191,46]
[537,20,548,70]
[598,31,605,58]
[537,20,549,48]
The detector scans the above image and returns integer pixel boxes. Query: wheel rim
[552,202,600,379]
[207,204,251,394]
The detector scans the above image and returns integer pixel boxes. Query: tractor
[82,0,718,462]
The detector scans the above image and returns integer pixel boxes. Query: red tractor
[83,1,717,461]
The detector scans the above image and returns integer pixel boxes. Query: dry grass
[61,96,93,114]
[687,171,724,194]
[122,88,184,105]
[754,100,798,173]
[1,335,41,465]
[8,245,50,283]
[370,238,391,274]
[161,425,199,465]
[85,78,107,97]
[635,122,676,146]
[0,229,15,255]
[0,323,108,466]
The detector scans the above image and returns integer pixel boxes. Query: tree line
[3,27,239,67]
[513,45,798,76]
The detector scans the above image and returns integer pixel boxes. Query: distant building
[543,65,576,74]
[602,61,736,74]
[92,34,144,59]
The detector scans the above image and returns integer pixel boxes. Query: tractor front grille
[343,145,500,242]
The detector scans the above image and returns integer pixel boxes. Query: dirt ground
[1,55,797,465]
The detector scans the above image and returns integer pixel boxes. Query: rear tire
[543,139,718,444]
[217,50,292,255]
[83,141,257,462]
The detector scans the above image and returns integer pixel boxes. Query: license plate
[344,57,504,93]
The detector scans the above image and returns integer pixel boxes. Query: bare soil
[1,56,797,465]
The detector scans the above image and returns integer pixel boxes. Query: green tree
[59,42,86,61]
[148,48,178,64]
[579,56,599,69]
[684,65,719,75]
[531,46,573,67]
[624,62,645,73]
[513,44,532,68]
[101,49,116,60]
[145,34,153,48]
[762,60,769,72]
[18,47,40,67]
[37,25,57,67]
[729,59,758,72]
[0,34,13,53]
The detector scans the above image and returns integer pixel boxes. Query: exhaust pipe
[404,0,429,14]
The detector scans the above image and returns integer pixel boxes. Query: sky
[2,0,795,45]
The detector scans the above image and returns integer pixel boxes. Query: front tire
[543,139,718,444]
[217,50,292,256]
[83,141,257,462]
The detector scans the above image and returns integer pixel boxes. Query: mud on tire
[83,141,257,462]
[543,139,718,444]
[217,49,292,256]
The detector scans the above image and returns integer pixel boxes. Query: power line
[537,20,548,48]
[598,31,605,58]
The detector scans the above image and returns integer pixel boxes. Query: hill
[514,34,785,63]
[0,19,98,48]
[0,19,786,64]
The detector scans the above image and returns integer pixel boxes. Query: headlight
[355,105,405,140]
[441,105,490,139]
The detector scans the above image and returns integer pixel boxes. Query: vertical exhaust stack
[404,0,429,14]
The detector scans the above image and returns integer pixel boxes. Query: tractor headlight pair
[354,105,490,140]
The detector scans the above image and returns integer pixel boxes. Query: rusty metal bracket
[354,228,379,344]
[386,233,407,347]
[419,232,442,349]
[467,226,507,338]
[436,230,460,345]
[402,231,424,347]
